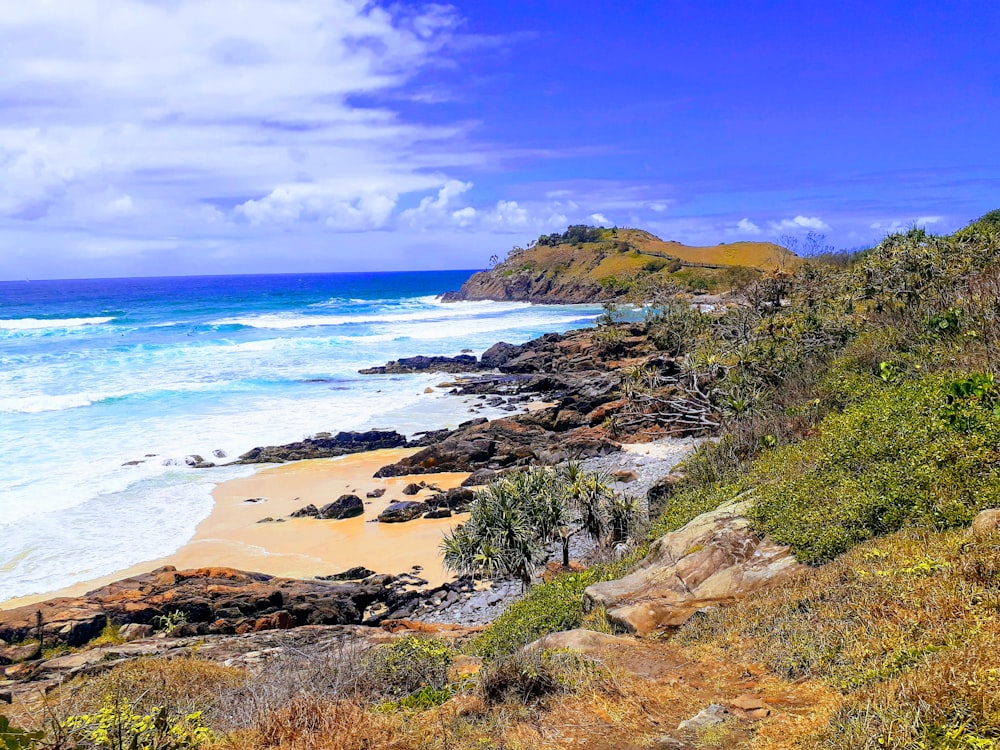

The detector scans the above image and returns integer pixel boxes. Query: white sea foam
[214,299,533,330]
[0,316,114,331]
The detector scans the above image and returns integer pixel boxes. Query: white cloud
[399,179,473,226]
[451,206,477,227]
[735,217,761,235]
[870,215,944,232]
[589,213,610,225]
[0,0,477,267]
[770,215,830,232]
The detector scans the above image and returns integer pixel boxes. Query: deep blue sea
[0,271,602,601]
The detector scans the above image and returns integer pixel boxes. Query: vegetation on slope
[446,225,797,302]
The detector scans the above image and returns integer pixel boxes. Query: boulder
[971,508,1000,538]
[378,502,427,524]
[318,495,364,520]
[118,623,154,641]
[528,629,634,656]
[480,342,522,369]
[424,507,452,519]
[0,642,41,664]
[583,500,803,635]
[290,504,320,518]
[366,488,386,498]
[445,487,475,509]
[401,482,423,496]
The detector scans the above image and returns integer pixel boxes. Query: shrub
[478,649,564,706]
[61,695,211,750]
[748,375,1000,563]
[361,636,454,699]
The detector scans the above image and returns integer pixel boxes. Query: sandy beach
[3,448,471,609]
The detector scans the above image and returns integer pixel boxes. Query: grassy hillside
[445,225,799,302]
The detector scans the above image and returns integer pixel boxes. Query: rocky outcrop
[358,354,487,375]
[375,416,619,477]
[0,567,437,652]
[235,430,407,464]
[583,501,803,635]
[441,269,611,304]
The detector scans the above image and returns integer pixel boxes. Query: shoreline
[2,448,473,610]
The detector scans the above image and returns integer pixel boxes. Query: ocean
[0,271,602,602]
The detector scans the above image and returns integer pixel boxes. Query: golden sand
[3,448,469,609]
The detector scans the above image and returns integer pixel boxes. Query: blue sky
[1,0,997,279]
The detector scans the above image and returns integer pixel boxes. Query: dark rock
[318,495,364,520]
[256,517,275,523]
[424,493,449,509]
[401,483,423,496]
[376,416,619,477]
[366,488,386,498]
[358,354,483,375]
[378,502,427,523]
[462,468,497,486]
[319,566,376,581]
[445,487,475,509]
[290,504,320,518]
[424,507,452,519]
[480,341,522,369]
[236,430,407,464]
[212,449,227,459]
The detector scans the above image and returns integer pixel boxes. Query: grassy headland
[443,225,798,302]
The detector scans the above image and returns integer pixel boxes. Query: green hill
[443,226,798,303]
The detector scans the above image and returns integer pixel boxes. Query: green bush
[362,636,455,699]
[748,376,1000,563]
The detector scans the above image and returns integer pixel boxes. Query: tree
[440,466,634,587]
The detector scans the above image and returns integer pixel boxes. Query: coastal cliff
[442,225,796,303]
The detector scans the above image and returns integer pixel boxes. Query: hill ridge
[443,226,798,303]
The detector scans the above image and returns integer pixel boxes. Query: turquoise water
[0,272,602,601]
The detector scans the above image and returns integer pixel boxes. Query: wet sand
[3,448,470,609]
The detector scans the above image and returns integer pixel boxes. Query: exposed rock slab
[235,430,407,464]
[583,501,803,635]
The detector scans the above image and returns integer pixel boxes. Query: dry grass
[676,527,1000,748]
[625,231,798,270]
